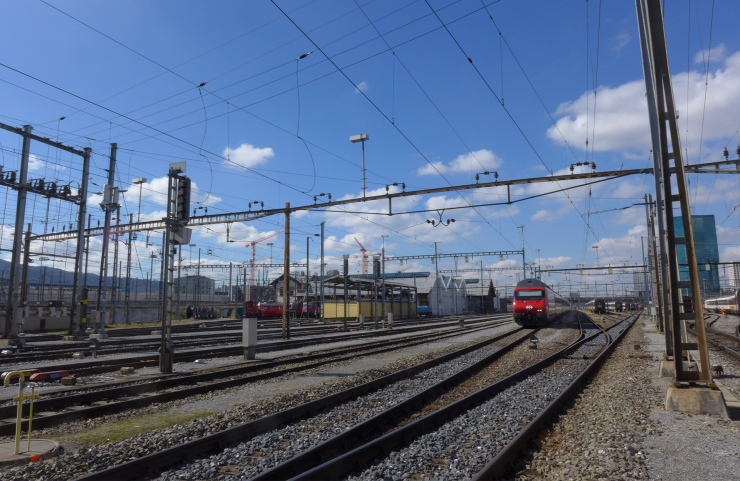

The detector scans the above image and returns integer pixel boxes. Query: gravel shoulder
[505,315,740,481]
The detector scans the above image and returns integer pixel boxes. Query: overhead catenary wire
[421,0,620,266]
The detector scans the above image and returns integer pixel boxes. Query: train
[512,279,570,327]
[606,301,623,313]
[585,298,606,314]
[702,289,740,315]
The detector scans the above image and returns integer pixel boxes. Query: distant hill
[0,259,159,293]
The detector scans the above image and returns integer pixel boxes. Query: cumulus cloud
[531,210,550,221]
[694,44,726,66]
[355,81,368,93]
[547,51,740,157]
[417,150,502,176]
[222,143,274,169]
[721,245,740,262]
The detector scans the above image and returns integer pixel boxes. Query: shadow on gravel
[727,406,740,421]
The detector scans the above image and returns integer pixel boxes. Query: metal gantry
[637,0,713,387]
[0,122,90,340]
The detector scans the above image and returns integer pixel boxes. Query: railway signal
[176,177,191,224]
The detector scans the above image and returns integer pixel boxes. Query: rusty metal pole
[282,203,290,339]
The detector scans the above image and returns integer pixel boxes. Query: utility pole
[648,194,664,331]
[125,213,132,324]
[93,143,118,339]
[517,225,525,280]
[176,245,182,320]
[197,248,201,310]
[320,222,325,324]
[68,147,90,337]
[84,214,91,288]
[110,207,120,325]
[2,125,31,339]
[282,203,290,338]
[381,235,388,323]
[228,262,232,319]
[434,242,439,315]
[637,0,713,387]
[159,161,190,373]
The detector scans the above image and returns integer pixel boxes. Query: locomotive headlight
[537,309,543,312]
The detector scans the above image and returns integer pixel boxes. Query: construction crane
[354,237,369,275]
[246,229,284,285]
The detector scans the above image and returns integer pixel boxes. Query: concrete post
[243,317,257,360]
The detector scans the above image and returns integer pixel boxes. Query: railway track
[3,315,478,364]
[0,318,512,436]
[178,311,635,481]
[1,316,501,376]
[71,315,577,480]
[687,322,740,361]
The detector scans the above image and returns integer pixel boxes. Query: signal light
[343,255,349,276]
[176,177,191,223]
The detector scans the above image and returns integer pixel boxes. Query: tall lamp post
[132,177,147,223]
[593,245,600,268]
[350,134,369,200]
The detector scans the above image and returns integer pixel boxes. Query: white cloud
[694,43,726,66]
[721,245,740,262]
[26,154,67,173]
[417,150,502,176]
[628,224,646,235]
[547,51,740,157]
[355,81,368,93]
[222,143,274,169]
[531,210,551,221]
[121,176,222,211]
[535,256,572,267]
[612,31,630,55]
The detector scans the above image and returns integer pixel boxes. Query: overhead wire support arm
[388,250,522,261]
[28,158,740,244]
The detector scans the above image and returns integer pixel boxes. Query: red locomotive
[257,302,283,318]
[513,278,569,327]
[244,300,261,319]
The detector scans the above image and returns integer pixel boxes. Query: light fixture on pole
[350,133,369,200]
[132,177,147,223]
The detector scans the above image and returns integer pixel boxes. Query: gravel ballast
[0,325,511,480]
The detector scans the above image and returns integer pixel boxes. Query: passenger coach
[585,298,606,314]
[703,289,739,315]
[512,279,569,327]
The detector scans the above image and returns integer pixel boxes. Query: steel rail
[3,316,503,373]
[250,329,538,481]
[472,312,639,479]
[77,324,526,481]
[687,323,740,362]
[291,314,634,481]
[0,320,511,434]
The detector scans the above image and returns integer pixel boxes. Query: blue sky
[0,0,738,297]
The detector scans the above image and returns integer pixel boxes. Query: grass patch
[54,409,212,446]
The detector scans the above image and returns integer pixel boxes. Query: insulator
[723,147,729,160]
